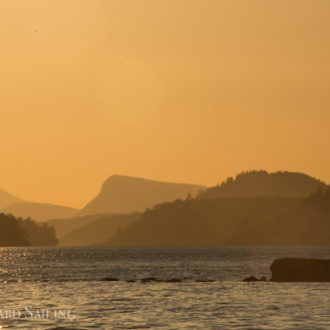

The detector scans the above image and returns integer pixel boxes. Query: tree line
[0,213,58,246]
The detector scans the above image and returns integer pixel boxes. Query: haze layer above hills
[77,175,205,216]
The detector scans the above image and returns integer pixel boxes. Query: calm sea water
[0,246,329,329]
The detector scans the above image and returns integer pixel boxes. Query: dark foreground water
[0,246,329,329]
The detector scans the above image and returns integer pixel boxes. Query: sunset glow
[1,0,329,207]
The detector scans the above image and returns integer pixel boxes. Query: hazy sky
[1,0,329,208]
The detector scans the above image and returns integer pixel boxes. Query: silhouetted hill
[0,213,58,246]
[231,190,330,245]
[46,214,116,238]
[2,202,78,222]
[0,188,24,210]
[77,175,205,216]
[198,170,326,199]
[59,213,141,246]
[103,197,301,246]
[103,183,330,246]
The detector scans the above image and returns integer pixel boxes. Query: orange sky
[0,0,329,208]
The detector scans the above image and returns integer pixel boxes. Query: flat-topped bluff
[77,175,205,216]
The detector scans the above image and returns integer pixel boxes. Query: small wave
[100,277,216,283]
[102,277,119,282]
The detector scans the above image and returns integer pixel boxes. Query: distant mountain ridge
[46,214,116,238]
[2,202,78,222]
[0,188,24,210]
[58,213,141,246]
[198,170,326,199]
[77,175,205,216]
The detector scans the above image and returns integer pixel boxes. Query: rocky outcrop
[270,258,330,282]
[243,276,267,282]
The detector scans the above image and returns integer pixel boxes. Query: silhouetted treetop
[0,213,30,246]
[306,185,330,203]
[19,217,58,246]
[198,170,326,199]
